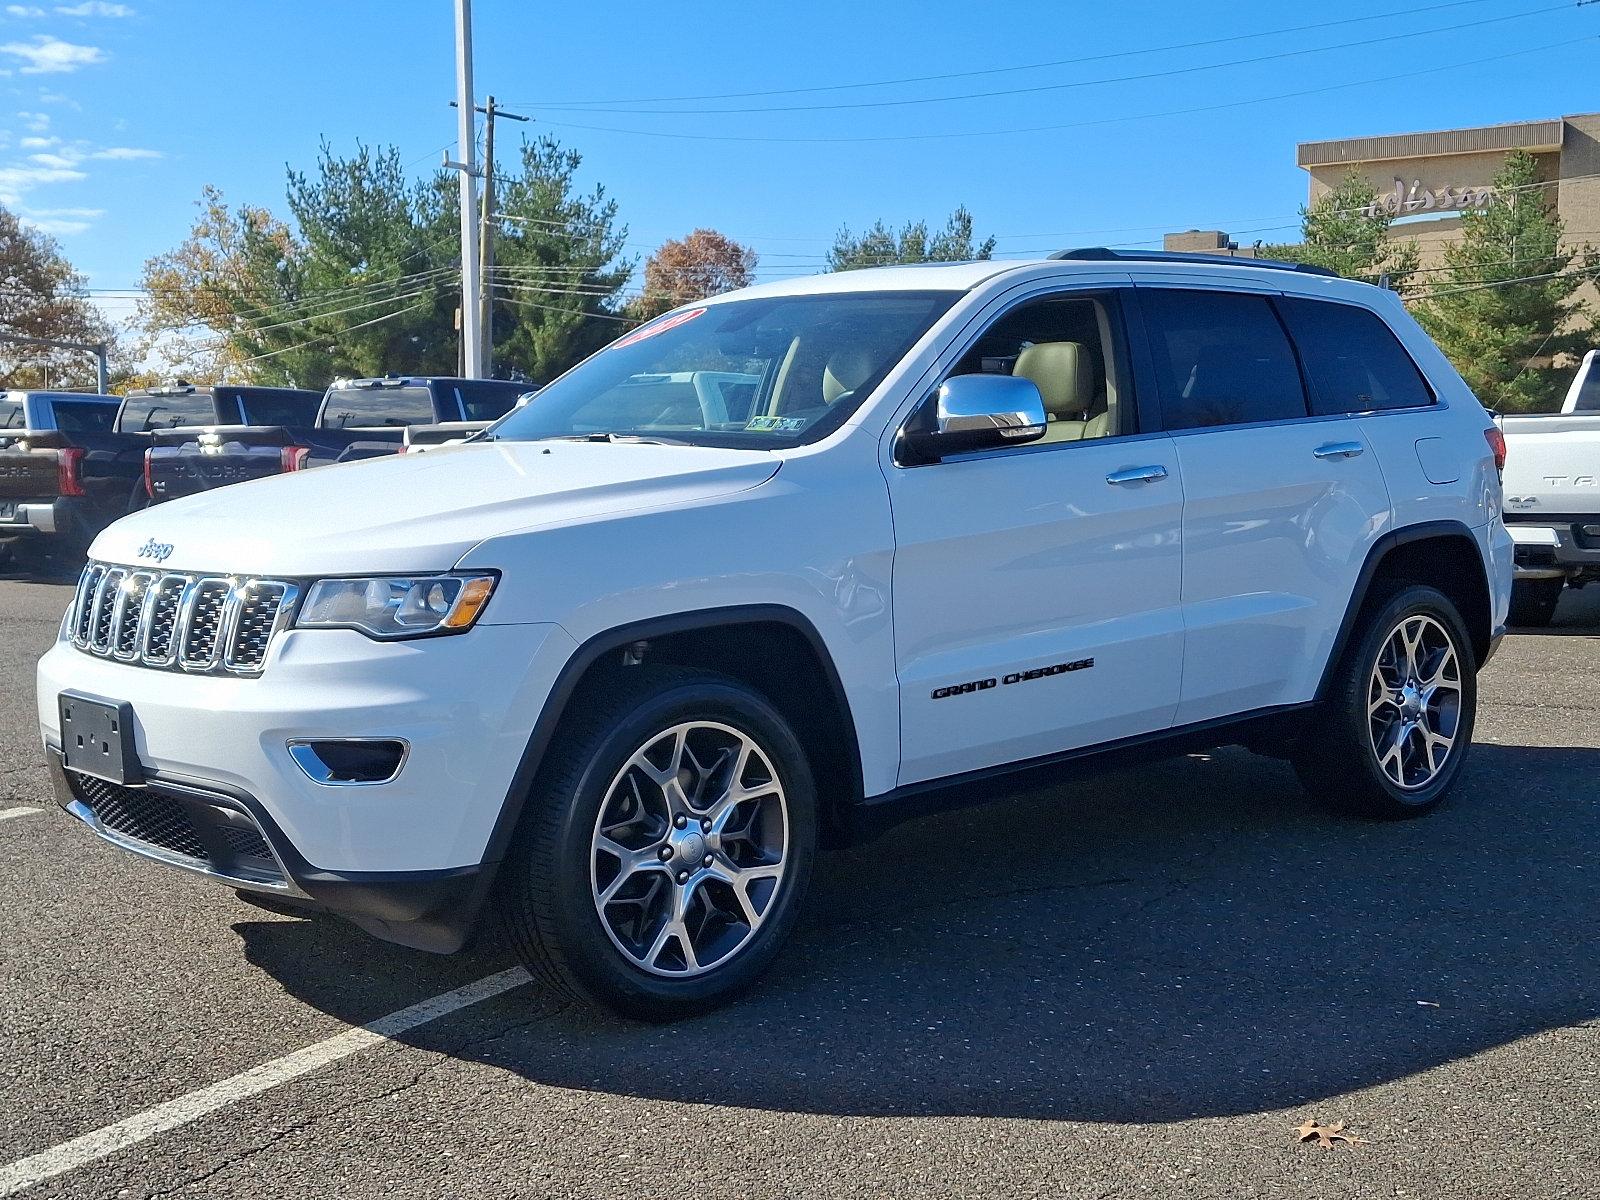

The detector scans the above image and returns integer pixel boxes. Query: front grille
[69,561,299,677]
[66,770,286,886]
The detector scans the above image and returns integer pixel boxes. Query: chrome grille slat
[69,561,295,677]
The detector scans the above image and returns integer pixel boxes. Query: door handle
[1105,465,1168,485]
[1313,441,1365,460]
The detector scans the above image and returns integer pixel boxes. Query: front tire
[499,667,817,1021]
[1294,584,1477,819]
[1509,577,1563,628]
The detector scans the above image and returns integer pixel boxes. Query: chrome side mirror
[899,374,1047,464]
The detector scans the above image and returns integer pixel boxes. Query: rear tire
[1293,584,1477,819]
[1509,578,1563,628]
[499,666,817,1021]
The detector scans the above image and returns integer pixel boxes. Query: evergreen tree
[1412,150,1595,412]
[1259,168,1419,288]
[828,206,995,271]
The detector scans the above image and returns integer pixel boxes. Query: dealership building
[1166,111,1600,286]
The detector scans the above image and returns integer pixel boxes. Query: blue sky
[1,0,1596,328]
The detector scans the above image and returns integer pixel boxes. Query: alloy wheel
[1366,613,1463,791]
[589,721,789,977]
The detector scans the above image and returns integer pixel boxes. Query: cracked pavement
[2,575,1598,1198]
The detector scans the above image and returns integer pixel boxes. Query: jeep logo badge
[136,538,175,563]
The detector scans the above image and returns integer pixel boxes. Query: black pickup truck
[0,383,322,566]
[0,390,121,566]
[143,376,529,503]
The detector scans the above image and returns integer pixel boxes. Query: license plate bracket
[59,692,142,785]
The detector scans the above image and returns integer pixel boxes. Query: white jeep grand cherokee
[37,250,1514,1019]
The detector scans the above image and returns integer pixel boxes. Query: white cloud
[0,35,104,73]
[5,6,47,16]
[0,161,86,202]
[16,202,103,234]
[16,108,48,131]
[27,148,76,167]
[18,133,53,146]
[89,144,157,159]
[55,1,132,14]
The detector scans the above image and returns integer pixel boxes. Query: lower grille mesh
[66,771,284,884]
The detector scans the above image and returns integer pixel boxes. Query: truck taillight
[1484,426,1507,473]
[281,446,311,472]
[57,446,86,497]
[142,447,154,497]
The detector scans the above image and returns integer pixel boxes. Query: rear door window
[1276,297,1433,415]
[1138,288,1309,431]
[1569,362,1600,412]
[319,386,435,429]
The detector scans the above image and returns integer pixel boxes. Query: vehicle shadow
[1513,584,1600,636]
[236,741,1600,1123]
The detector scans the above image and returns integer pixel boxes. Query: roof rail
[1047,247,1339,277]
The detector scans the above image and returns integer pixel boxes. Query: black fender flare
[1315,519,1492,699]
[478,603,864,872]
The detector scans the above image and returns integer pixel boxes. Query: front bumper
[37,619,577,874]
[47,750,488,951]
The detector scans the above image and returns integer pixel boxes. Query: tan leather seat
[1013,341,1094,442]
[823,347,875,405]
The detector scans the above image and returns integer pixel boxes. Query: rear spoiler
[149,424,297,448]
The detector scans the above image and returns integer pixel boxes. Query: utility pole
[473,95,528,376]
[443,0,483,378]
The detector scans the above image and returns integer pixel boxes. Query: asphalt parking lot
[2,574,1598,1199]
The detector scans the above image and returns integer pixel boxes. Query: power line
[507,0,1509,106]
[536,37,1584,145]
[529,3,1576,117]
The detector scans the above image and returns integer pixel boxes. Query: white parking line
[0,807,42,823]
[0,966,531,1197]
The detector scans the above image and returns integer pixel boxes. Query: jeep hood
[91,441,781,576]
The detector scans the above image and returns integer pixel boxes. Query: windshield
[118,392,214,431]
[0,401,22,429]
[489,291,958,448]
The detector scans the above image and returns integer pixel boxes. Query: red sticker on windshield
[609,306,707,350]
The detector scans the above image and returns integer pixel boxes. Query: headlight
[296,573,497,639]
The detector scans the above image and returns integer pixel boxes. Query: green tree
[0,204,121,389]
[828,205,995,271]
[454,136,633,381]
[138,136,632,388]
[1259,168,1420,288]
[1412,150,1596,413]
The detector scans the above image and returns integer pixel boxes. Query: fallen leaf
[1296,1119,1367,1150]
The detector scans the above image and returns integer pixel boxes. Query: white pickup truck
[1500,349,1600,625]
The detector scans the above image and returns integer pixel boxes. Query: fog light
[288,739,408,785]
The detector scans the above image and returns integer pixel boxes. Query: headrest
[823,346,876,404]
[1013,342,1094,420]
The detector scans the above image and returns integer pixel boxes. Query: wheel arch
[1318,520,1494,699]
[482,605,865,870]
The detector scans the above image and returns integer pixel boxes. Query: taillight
[57,446,86,497]
[281,446,311,472]
[142,447,154,497]
[1484,426,1507,473]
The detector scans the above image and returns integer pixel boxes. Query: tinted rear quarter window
[1139,289,1308,430]
[50,399,116,433]
[1571,364,1600,412]
[456,380,524,421]
[319,386,436,429]
[238,391,320,427]
[1277,297,1433,415]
